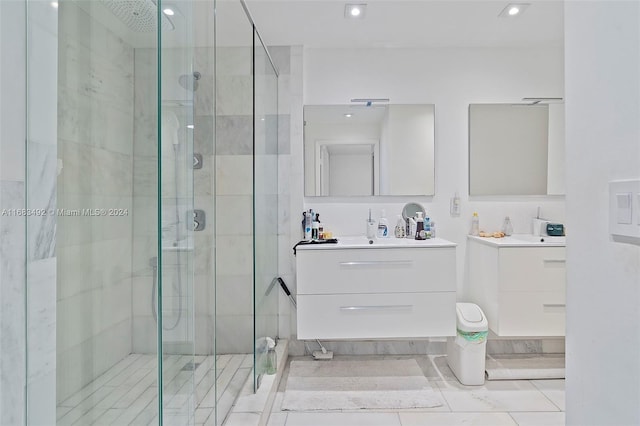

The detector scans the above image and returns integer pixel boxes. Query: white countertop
[295,236,457,250]
[467,234,566,247]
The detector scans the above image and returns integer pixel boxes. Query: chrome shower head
[100,0,174,33]
[178,71,201,92]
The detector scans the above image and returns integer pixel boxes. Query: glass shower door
[253,29,279,390]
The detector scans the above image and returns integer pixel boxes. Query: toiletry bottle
[502,216,513,236]
[318,219,325,240]
[425,215,432,239]
[265,337,276,375]
[408,217,417,239]
[415,212,426,240]
[304,210,312,240]
[470,212,479,236]
[377,209,389,238]
[394,215,405,238]
[301,211,307,238]
[430,221,436,238]
[312,213,320,240]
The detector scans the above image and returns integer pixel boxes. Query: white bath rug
[281,359,443,411]
[485,354,565,380]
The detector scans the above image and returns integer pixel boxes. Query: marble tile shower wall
[132,47,216,355]
[56,2,134,402]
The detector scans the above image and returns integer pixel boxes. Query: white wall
[565,2,640,425]
[303,46,566,297]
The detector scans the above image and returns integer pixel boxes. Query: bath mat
[281,359,443,411]
[485,354,565,380]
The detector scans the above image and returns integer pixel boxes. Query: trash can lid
[456,303,488,332]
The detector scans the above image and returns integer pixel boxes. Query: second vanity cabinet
[467,236,566,337]
[295,238,457,340]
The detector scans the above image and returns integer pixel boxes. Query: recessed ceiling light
[163,8,175,16]
[498,3,530,17]
[345,4,367,19]
[344,113,353,118]
[187,124,194,129]
[51,1,58,8]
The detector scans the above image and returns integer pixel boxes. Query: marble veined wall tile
[216,115,253,155]
[27,258,56,376]
[27,142,57,260]
[216,76,253,116]
[0,180,26,426]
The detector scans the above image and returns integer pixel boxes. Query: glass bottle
[502,216,513,236]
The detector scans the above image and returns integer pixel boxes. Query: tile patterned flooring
[266,355,565,426]
[56,353,251,426]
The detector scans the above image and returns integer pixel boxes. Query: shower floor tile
[56,353,251,426]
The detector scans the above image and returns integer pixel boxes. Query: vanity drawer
[296,247,456,295]
[498,247,566,292]
[297,292,456,340]
[495,291,566,337]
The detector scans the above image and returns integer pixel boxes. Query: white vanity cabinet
[295,238,457,340]
[467,236,566,337]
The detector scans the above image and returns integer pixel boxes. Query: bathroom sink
[510,234,566,245]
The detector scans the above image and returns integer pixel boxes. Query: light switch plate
[616,193,632,224]
[609,180,640,242]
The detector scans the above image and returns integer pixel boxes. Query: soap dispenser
[377,209,389,238]
[394,215,406,238]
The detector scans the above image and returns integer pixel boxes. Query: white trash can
[447,303,488,386]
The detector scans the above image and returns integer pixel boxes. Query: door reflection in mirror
[304,104,435,197]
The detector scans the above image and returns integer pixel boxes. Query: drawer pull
[543,303,566,313]
[340,305,413,311]
[543,259,566,266]
[339,260,413,268]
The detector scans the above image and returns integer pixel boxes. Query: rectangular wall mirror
[468,103,565,196]
[304,104,435,197]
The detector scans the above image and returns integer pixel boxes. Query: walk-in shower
[20,0,280,424]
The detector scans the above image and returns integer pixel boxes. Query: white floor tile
[284,412,402,426]
[509,411,566,426]
[399,412,518,426]
[271,391,285,412]
[530,379,565,410]
[266,412,287,426]
[436,379,560,412]
[224,411,261,426]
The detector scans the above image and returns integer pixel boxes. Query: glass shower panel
[47,0,160,424]
[253,30,279,390]
[214,0,254,422]
[158,0,215,424]
[25,1,58,424]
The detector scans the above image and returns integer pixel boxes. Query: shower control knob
[193,153,202,169]
[189,209,206,231]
